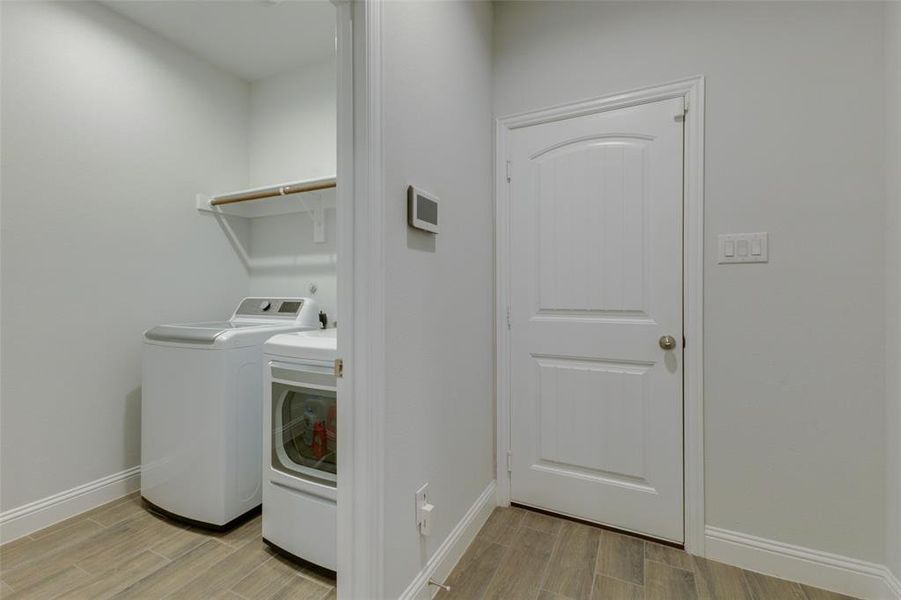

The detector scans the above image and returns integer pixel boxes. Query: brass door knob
[659,335,677,351]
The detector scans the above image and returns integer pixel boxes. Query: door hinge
[683,336,686,349]
[506,451,513,473]
[506,305,512,329]
[334,358,344,378]
[505,160,512,183]
[674,97,686,122]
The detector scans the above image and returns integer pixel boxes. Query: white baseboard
[399,480,497,600]
[884,567,901,599]
[706,526,899,600]
[0,466,141,544]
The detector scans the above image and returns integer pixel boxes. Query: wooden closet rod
[210,178,336,206]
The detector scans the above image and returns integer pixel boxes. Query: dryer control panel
[235,298,305,318]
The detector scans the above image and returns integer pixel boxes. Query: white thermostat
[408,186,439,233]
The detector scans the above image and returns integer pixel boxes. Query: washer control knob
[259,300,272,312]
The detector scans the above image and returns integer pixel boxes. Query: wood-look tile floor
[0,493,335,600]
[1,498,860,600]
[438,506,858,600]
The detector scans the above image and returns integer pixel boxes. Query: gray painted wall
[380,2,495,596]
[0,1,250,513]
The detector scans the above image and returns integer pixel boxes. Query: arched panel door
[508,96,684,543]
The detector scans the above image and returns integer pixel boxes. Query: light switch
[718,232,768,264]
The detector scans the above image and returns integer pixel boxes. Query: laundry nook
[1,0,344,593]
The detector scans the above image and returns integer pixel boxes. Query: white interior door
[507,96,685,543]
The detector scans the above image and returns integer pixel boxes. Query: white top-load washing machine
[262,329,337,571]
[142,297,320,529]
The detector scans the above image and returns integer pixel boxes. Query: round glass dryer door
[272,378,337,486]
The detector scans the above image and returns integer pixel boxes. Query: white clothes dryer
[142,297,320,529]
[262,329,337,571]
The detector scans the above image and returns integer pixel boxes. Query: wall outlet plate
[415,483,429,525]
[415,482,434,536]
[718,232,768,264]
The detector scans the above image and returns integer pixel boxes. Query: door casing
[334,0,385,598]
[494,76,706,555]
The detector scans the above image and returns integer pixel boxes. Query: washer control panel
[235,298,305,318]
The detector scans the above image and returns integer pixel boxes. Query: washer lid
[144,321,268,344]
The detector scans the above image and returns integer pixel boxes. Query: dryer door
[270,364,337,487]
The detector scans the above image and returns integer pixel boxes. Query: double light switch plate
[718,232,768,264]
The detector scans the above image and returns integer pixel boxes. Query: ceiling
[102,0,336,81]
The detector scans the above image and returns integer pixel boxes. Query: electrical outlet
[415,483,434,536]
[420,503,434,536]
[415,483,428,523]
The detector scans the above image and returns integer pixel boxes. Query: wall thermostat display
[407,186,439,234]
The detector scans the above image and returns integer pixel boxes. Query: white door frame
[333,0,356,596]
[336,1,386,598]
[334,0,384,597]
[494,76,706,556]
